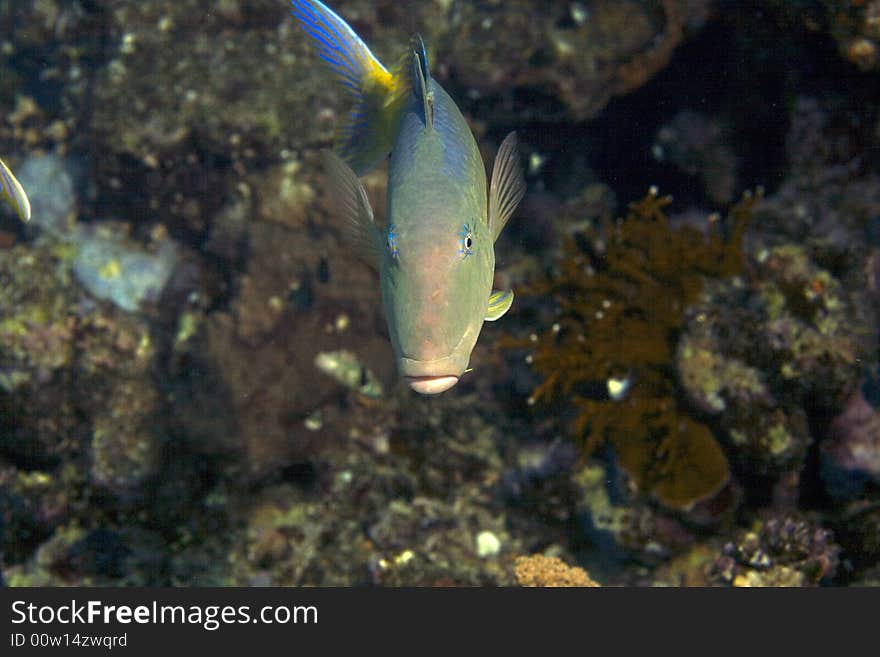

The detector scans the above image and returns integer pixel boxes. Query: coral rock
[514,554,599,587]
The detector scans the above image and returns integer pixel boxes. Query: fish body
[383,80,493,390]
[0,157,31,222]
[292,0,524,394]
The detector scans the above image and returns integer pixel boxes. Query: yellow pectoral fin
[485,289,514,321]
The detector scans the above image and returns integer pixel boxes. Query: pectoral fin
[488,132,525,242]
[0,157,30,222]
[485,289,514,321]
[322,150,381,270]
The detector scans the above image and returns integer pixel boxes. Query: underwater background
[1,0,879,587]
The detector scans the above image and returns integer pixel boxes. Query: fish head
[380,215,494,394]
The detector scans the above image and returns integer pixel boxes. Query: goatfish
[291,0,525,394]
[0,157,30,222]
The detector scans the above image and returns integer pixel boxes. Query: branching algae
[512,188,760,510]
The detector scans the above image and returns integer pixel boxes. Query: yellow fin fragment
[486,289,514,321]
[0,157,31,222]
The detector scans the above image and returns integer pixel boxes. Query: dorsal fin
[410,34,433,129]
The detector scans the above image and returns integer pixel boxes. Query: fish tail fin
[409,33,433,129]
[291,0,408,176]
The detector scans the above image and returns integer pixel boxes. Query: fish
[291,0,525,394]
[0,156,31,222]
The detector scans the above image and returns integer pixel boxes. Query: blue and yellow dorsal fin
[291,0,409,176]
[410,34,433,129]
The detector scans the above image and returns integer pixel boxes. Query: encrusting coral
[710,513,840,587]
[514,554,600,587]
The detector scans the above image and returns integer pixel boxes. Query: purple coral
[712,514,840,586]
[822,390,880,499]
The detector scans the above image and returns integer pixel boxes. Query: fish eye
[387,223,400,259]
[458,223,474,259]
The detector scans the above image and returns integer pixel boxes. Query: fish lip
[398,354,466,378]
[404,375,460,395]
[397,333,473,390]
[397,335,471,379]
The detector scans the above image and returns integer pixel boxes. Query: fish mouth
[397,334,472,394]
[399,353,467,394]
[404,375,460,395]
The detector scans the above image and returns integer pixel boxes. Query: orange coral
[514,554,600,587]
[509,188,760,510]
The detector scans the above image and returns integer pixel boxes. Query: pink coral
[824,390,880,480]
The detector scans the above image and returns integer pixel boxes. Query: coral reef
[677,243,867,477]
[825,0,880,70]
[172,191,391,479]
[514,554,600,587]
[431,0,709,124]
[71,224,179,314]
[503,90,878,582]
[574,462,687,562]
[723,1,880,72]
[216,391,531,587]
[0,237,168,574]
[822,391,880,499]
[510,188,756,511]
[652,110,738,204]
[0,0,709,254]
[1,1,880,589]
[832,501,880,575]
[710,514,840,586]
[676,98,877,486]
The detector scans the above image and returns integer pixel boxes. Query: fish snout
[413,334,441,361]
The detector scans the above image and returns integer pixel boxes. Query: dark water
[0,0,878,587]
